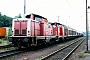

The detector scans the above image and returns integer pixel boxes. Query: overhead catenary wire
[65,0,81,18]
[39,0,81,18]
[26,0,83,24]
[37,0,82,22]
[28,1,57,17]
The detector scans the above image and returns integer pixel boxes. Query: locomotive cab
[25,13,47,22]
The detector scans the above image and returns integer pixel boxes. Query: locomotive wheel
[16,41,22,49]
[27,43,30,47]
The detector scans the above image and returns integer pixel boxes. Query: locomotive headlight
[28,31,30,33]
[28,31,30,36]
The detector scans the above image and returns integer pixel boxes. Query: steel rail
[40,37,85,60]
[62,37,85,60]
[0,48,27,58]
[0,44,14,49]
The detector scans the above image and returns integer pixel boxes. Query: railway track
[0,37,84,59]
[41,37,85,60]
[0,44,14,49]
[0,48,27,58]
[0,44,15,54]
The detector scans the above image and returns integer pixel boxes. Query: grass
[35,58,40,60]
[58,44,64,46]
[78,51,90,58]
[0,38,11,46]
[35,56,44,60]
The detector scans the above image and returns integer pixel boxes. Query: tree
[14,14,22,18]
[0,12,12,27]
[48,21,52,24]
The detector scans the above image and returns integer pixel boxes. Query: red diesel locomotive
[8,13,83,48]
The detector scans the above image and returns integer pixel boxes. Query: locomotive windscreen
[26,15,31,18]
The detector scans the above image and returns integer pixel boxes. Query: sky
[0,0,90,32]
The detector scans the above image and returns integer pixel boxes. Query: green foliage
[0,38,10,46]
[14,13,22,18]
[78,51,90,58]
[0,12,12,27]
[48,21,52,24]
[0,12,22,27]
[8,27,12,36]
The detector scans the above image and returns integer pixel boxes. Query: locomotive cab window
[26,15,31,18]
[34,14,47,22]
[35,17,42,22]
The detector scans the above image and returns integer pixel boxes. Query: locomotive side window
[35,17,42,22]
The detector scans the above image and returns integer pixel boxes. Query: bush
[8,27,12,36]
